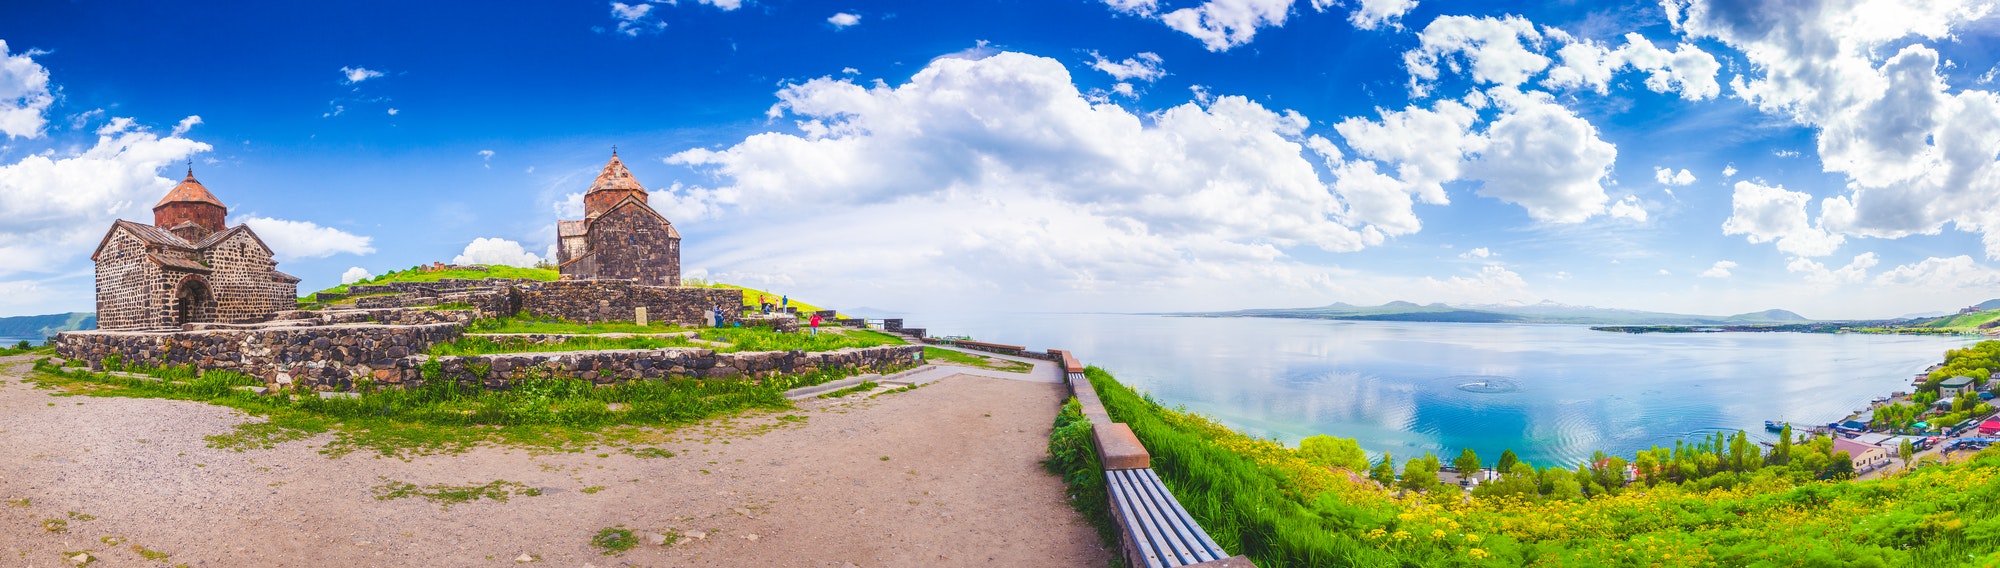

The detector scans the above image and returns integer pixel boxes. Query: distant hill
[0,312,95,338]
[1975,299,2000,311]
[1183,301,1814,326]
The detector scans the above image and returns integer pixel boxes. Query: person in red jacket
[808,312,822,336]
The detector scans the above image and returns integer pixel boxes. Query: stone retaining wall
[516,280,740,326]
[53,323,463,391]
[397,344,921,388]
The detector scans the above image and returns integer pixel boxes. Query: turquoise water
[906,313,1973,468]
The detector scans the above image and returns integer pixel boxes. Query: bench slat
[1128,468,1200,564]
[1107,471,1169,568]
[1141,468,1226,561]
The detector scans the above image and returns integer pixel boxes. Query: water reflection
[906,312,1971,468]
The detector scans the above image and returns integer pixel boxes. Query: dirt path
[0,357,1110,567]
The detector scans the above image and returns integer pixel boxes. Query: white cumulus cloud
[1670,0,2000,258]
[666,51,1379,294]
[1459,247,1492,259]
[827,12,861,28]
[453,237,545,268]
[240,217,375,260]
[1873,255,2000,288]
[1654,167,1695,186]
[1463,89,1616,223]
[609,2,667,36]
[0,40,54,139]
[1348,0,1418,30]
[341,266,373,285]
[1403,15,1550,96]
[1089,52,1166,82]
[1720,180,1844,257]
[1787,252,1877,285]
[339,66,384,84]
[1699,260,1737,278]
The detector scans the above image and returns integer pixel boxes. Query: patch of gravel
[0,356,1110,566]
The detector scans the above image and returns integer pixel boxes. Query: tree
[1401,454,1442,493]
[1298,435,1370,472]
[1453,448,1482,484]
[1900,439,1916,466]
[1771,424,1794,466]
[1368,452,1397,486]
[1496,449,1520,473]
[1826,451,1856,480]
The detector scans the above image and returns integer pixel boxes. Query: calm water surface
[905,312,1973,468]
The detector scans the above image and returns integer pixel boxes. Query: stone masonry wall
[53,327,918,392]
[203,231,290,323]
[517,281,738,326]
[580,205,681,286]
[403,344,920,389]
[54,323,463,391]
[93,229,156,331]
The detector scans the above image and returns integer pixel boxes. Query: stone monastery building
[556,152,682,286]
[91,169,299,330]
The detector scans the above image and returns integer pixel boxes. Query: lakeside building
[555,152,683,286]
[1832,438,1891,471]
[89,169,299,330]
[1942,376,1977,398]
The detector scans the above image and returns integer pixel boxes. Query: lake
[901,312,1973,468]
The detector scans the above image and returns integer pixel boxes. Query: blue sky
[1,0,1998,319]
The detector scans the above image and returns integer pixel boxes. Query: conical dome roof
[588,154,645,193]
[154,169,225,209]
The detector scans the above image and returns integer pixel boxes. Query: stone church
[91,169,300,330]
[556,152,682,286]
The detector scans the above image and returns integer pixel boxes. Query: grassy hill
[307,265,836,316]
[1915,310,2000,332]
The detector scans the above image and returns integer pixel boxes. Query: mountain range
[0,312,95,339]
[1183,300,1813,326]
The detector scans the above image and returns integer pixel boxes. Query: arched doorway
[173,276,215,326]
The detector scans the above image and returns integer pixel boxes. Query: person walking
[780,295,789,312]
[809,312,822,336]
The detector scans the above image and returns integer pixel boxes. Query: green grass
[28,357,887,458]
[1921,310,2000,331]
[1044,397,1121,558]
[924,347,1033,373]
[591,526,638,555]
[371,478,543,510]
[817,381,878,399]
[0,342,53,356]
[469,314,697,335]
[430,326,902,356]
[427,335,705,356]
[684,279,832,316]
[699,326,904,352]
[306,265,559,298]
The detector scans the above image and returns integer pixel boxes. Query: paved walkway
[906,344,1063,385]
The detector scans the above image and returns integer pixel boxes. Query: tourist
[809,312,822,336]
[781,295,789,312]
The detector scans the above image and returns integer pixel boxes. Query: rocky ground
[0,356,1110,567]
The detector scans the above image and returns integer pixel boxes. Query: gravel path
[0,356,1110,567]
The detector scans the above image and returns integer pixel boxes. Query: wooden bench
[1106,468,1233,568]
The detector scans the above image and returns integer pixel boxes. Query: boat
[1765,420,1789,432]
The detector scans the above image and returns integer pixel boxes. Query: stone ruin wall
[54,322,463,391]
[53,324,918,393]
[54,279,867,393]
[516,280,738,326]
